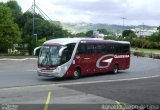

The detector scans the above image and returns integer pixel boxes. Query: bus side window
[66,43,76,58]
[121,44,130,53]
[106,44,115,54]
[77,44,86,55]
[115,44,122,54]
[86,44,95,54]
[95,44,105,54]
[61,49,66,63]
[61,43,76,64]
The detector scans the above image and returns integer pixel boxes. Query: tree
[18,12,43,29]
[86,30,93,37]
[149,33,160,42]
[97,29,109,35]
[129,32,137,39]
[0,2,4,6]
[21,12,69,40]
[20,11,71,54]
[36,38,46,46]
[5,1,22,25]
[0,5,21,53]
[122,30,136,38]
[157,26,160,33]
[75,32,86,37]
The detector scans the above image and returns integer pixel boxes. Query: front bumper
[37,69,62,77]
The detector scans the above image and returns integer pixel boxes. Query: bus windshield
[38,45,64,67]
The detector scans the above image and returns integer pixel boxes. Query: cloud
[3,0,160,26]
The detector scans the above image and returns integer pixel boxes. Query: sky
[1,0,160,26]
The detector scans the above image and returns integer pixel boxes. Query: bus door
[76,43,94,74]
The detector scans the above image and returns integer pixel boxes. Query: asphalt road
[0,57,160,88]
[0,56,160,110]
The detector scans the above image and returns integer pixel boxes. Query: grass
[131,47,160,54]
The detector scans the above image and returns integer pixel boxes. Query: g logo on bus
[96,55,114,69]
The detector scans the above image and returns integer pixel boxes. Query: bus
[34,38,130,79]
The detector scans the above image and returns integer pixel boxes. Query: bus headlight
[56,66,61,72]
[64,66,68,71]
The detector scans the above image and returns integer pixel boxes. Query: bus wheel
[113,64,119,74]
[72,69,81,79]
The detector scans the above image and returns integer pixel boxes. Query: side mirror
[59,47,67,56]
[33,46,41,56]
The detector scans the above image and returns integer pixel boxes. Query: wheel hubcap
[114,68,117,73]
[74,71,78,77]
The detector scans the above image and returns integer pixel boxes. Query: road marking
[44,91,52,110]
[55,75,160,86]
[0,58,37,61]
[0,75,160,91]
[115,101,125,110]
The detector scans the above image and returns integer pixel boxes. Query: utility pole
[121,17,126,31]
[27,0,53,42]
[32,0,37,42]
[120,17,126,37]
[32,0,35,35]
[142,23,144,37]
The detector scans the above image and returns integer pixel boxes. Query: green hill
[62,22,157,33]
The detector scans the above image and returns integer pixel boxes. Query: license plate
[41,70,53,72]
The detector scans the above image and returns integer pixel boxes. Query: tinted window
[95,44,106,54]
[121,44,130,53]
[115,44,122,53]
[66,43,76,55]
[86,44,95,54]
[106,44,115,54]
[61,43,76,64]
[77,43,130,55]
[77,43,87,54]
[114,44,130,54]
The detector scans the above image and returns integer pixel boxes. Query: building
[131,28,158,37]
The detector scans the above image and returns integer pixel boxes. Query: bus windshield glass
[38,45,64,67]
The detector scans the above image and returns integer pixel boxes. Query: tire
[72,69,81,79]
[113,64,119,74]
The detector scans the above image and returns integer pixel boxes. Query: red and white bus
[34,38,130,79]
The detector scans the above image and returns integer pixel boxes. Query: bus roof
[43,38,130,45]
[44,38,82,45]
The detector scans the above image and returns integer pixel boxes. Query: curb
[0,58,37,61]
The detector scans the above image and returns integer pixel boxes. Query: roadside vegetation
[0,1,70,55]
[104,29,160,55]
[131,48,160,54]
